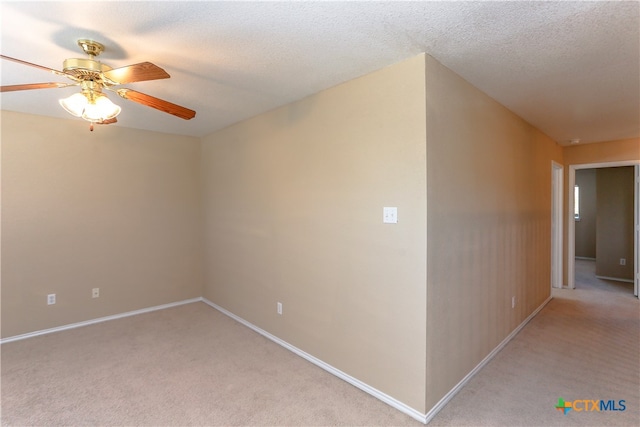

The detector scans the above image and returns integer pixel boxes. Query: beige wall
[201,53,564,415]
[564,138,640,166]
[596,166,635,280]
[424,55,563,410]
[1,111,203,338]
[575,169,597,258]
[201,55,428,412]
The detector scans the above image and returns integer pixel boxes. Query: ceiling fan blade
[96,118,118,125]
[1,54,67,77]
[116,88,196,120]
[102,62,170,84]
[1,82,73,92]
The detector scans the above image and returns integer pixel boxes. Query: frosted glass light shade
[59,92,121,122]
[82,95,121,122]
[59,93,88,117]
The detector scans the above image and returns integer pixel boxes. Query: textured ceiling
[1,1,638,144]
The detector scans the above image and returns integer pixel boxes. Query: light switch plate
[383,207,398,224]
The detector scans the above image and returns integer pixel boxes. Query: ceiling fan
[1,39,196,130]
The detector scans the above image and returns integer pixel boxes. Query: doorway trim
[633,164,640,297]
[568,160,640,296]
[551,161,563,289]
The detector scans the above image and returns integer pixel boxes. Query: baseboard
[0,297,203,345]
[201,298,428,424]
[422,294,553,424]
[595,275,634,283]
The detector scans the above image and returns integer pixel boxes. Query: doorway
[567,161,639,297]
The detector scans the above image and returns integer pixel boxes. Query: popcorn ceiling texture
[0,1,638,142]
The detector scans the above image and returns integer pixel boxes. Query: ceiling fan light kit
[59,91,121,122]
[1,39,196,131]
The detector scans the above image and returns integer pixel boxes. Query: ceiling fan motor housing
[62,58,112,82]
[62,40,112,83]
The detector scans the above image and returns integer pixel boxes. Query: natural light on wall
[574,185,580,220]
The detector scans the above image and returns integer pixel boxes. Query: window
[574,185,580,220]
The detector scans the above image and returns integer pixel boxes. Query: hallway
[430,259,639,425]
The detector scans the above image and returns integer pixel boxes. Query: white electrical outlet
[277,302,283,315]
[511,296,516,309]
[620,258,626,266]
[47,294,56,305]
[92,288,100,298]
[383,207,398,224]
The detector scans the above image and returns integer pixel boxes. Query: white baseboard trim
[0,297,203,345]
[422,294,553,424]
[595,275,634,283]
[201,298,428,424]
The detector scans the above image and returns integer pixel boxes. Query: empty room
[1,1,639,425]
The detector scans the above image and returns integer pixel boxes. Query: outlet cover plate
[383,207,398,224]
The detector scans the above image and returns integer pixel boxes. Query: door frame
[635,165,639,297]
[551,161,563,289]
[567,160,640,297]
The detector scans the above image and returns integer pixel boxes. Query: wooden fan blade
[96,118,118,125]
[1,82,72,92]
[1,54,66,76]
[102,62,170,84]
[116,88,196,120]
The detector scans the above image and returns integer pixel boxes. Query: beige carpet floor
[1,302,422,427]
[1,259,638,426]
